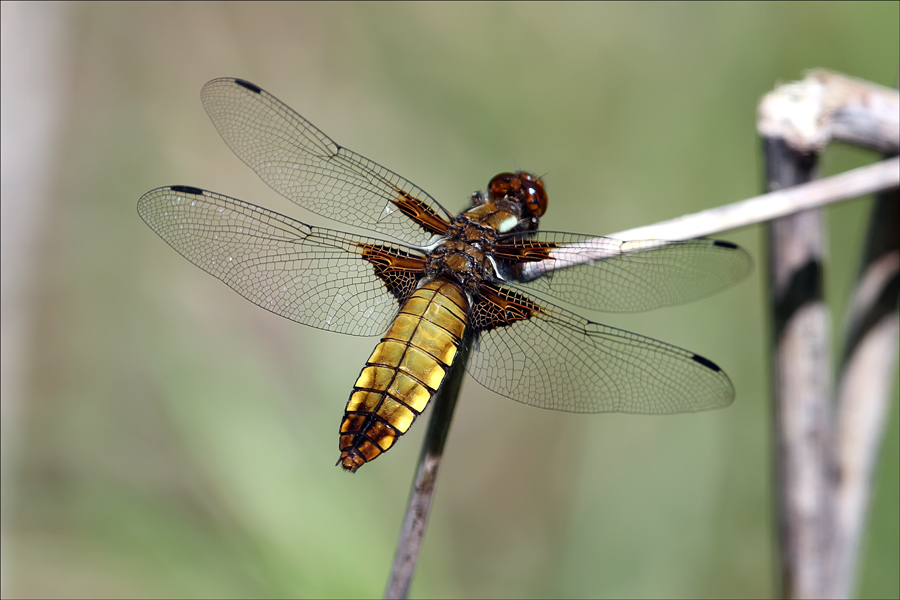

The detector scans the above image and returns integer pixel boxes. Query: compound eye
[521,177,548,217]
[488,172,517,201]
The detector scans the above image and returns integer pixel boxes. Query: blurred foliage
[2,2,897,598]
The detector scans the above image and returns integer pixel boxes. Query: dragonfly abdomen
[338,280,469,472]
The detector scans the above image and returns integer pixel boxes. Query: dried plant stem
[832,157,900,598]
[607,156,898,241]
[384,339,471,600]
[759,70,899,599]
[764,138,834,599]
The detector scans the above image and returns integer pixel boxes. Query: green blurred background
[2,2,897,598]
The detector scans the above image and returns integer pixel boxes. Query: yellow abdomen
[338,280,469,472]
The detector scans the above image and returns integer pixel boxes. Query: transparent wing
[199,78,452,246]
[497,232,752,312]
[468,287,734,414]
[137,185,421,336]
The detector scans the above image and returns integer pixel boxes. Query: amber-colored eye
[520,173,547,217]
[488,172,517,201]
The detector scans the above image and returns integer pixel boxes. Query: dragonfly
[138,78,752,472]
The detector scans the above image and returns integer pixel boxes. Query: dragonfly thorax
[425,225,498,290]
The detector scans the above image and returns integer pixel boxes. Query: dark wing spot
[234,79,262,94]
[169,185,205,195]
[713,240,738,249]
[691,354,722,372]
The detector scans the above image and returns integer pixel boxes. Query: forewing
[200,78,452,246]
[467,285,734,414]
[495,233,752,312]
[137,186,426,336]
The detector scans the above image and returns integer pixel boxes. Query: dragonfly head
[487,171,548,218]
